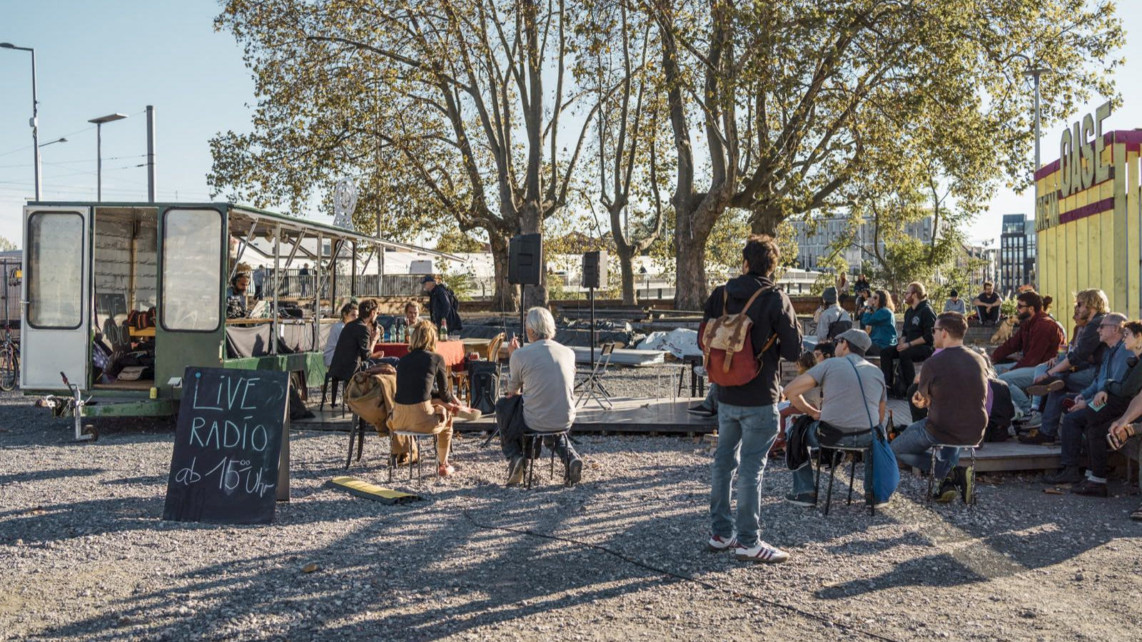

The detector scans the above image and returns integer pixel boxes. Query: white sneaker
[734,540,790,564]
[706,534,738,552]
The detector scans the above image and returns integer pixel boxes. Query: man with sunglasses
[891,312,989,503]
[991,291,1065,416]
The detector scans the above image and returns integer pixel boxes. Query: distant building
[959,243,999,287]
[999,214,1036,294]
[790,215,934,272]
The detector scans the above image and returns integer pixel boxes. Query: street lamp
[1,42,41,201]
[87,113,128,202]
[1010,53,1052,172]
[39,137,67,148]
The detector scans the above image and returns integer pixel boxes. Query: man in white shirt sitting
[500,307,582,486]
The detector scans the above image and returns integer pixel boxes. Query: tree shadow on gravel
[34,485,695,641]
[0,467,103,486]
[811,480,1135,599]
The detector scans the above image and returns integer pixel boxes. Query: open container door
[21,206,92,391]
[155,206,227,396]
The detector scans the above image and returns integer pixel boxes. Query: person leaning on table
[328,299,381,382]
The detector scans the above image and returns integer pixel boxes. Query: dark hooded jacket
[702,273,802,406]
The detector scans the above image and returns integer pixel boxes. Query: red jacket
[991,312,1065,369]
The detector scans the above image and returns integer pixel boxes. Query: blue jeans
[890,418,960,481]
[993,362,1016,375]
[1040,368,1096,437]
[790,422,873,496]
[703,382,719,410]
[1000,365,1042,415]
[710,402,779,548]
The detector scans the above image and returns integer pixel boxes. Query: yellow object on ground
[329,476,421,504]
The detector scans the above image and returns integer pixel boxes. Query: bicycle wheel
[0,346,17,392]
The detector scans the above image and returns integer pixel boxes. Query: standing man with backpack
[422,275,463,335]
[700,235,802,563]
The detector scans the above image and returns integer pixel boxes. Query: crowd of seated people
[321,273,1141,524]
[982,287,1141,519]
[802,278,1142,519]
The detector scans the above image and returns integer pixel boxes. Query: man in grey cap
[815,286,851,346]
[782,328,887,506]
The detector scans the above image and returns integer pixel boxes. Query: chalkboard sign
[163,367,290,524]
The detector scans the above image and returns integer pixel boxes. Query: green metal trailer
[20,201,454,432]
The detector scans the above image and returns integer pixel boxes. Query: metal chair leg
[525,435,537,489]
[824,451,839,516]
[550,438,557,481]
[926,448,937,502]
[355,416,365,463]
[345,419,356,469]
[968,448,977,507]
[814,447,823,502]
[846,455,857,505]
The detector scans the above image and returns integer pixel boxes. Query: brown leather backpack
[699,287,777,387]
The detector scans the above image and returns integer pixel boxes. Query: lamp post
[87,113,128,202]
[1010,53,1052,172]
[1,42,41,200]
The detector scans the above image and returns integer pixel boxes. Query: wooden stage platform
[295,396,1063,473]
[294,397,719,434]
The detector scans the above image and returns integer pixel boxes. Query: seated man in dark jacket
[879,281,937,397]
[328,299,380,382]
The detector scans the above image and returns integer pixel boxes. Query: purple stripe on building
[1058,197,1116,225]
[1033,130,1142,181]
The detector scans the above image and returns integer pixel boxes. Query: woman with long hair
[859,289,898,356]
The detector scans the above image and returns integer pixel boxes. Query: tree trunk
[675,230,709,310]
[488,230,518,312]
[751,208,783,237]
[617,245,637,305]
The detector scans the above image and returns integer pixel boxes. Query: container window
[27,212,84,328]
[162,209,222,331]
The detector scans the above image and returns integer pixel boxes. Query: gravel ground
[2,382,1141,642]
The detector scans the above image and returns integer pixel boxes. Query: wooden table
[373,340,468,369]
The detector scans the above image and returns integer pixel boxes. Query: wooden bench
[556,305,648,322]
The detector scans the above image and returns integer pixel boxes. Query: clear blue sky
[1,1,1139,248]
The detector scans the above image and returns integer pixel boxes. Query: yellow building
[1035,105,1142,337]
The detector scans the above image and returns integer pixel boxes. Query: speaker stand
[576,287,613,410]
